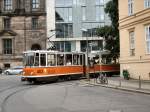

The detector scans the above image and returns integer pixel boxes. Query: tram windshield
[23,52,46,67]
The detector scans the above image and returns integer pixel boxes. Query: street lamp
[81,28,90,81]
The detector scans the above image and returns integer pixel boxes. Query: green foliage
[123,70,130,80]
[97,0,119,58]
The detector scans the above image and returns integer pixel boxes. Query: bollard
[139,76,141,89]
[119,78,121,87]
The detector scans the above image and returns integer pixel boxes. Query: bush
[123,70,130,80]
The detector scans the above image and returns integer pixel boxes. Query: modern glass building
[47,0,111,52]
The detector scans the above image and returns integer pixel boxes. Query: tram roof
[23,50,85,54]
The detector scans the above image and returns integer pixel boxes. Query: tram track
[0,84,38,112]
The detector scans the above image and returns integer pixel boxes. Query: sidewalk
[81,77,150,94]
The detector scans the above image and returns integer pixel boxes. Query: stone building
[119,0,150,80]
[0,0,46,68]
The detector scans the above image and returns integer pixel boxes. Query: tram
[21,50,120,83]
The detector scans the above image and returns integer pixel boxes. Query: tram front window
[24,53,34,66]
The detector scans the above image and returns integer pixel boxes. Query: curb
[82,80,150,95]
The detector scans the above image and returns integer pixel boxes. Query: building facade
[119,0,150,79]
[47,0,111,52]
[0,0,46,68]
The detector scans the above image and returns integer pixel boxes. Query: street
[0,75,150,112]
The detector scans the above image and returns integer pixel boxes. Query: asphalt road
[0,75,150,112]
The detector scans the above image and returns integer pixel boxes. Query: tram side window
[73,54,79,65]
[66,54,72,65]
[40,54,46,66]
[34,53,39,66]
[47,54,56,66]
[57,54,64,66]
[79,55,83,65]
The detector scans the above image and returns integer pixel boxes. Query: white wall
[46,0,56,48]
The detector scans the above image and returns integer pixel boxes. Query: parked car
[3,66,23,75]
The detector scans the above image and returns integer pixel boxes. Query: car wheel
[6,71,10,75]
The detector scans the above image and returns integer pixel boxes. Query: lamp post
[81,28,90,81]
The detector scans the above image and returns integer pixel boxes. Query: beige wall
[119,0,150,80]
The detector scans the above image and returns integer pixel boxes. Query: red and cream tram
[21,50,120,83]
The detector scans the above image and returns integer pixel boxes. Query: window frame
[32,0,40,9]
[129,31,135,56]
[3,0,13,11]
[3,39,13,55]
[32,17,38,29]
[128,0,134,16]
[144,0,150,9]
[145,25,150,54]
[3,18,11,30]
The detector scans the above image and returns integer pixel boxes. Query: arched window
[31,44,41,50]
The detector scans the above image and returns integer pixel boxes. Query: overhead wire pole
[81,28,90,81]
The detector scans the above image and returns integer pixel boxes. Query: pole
[99,48,101,76]
[86,32,90,81]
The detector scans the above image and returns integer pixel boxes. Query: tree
[97,0,119,59]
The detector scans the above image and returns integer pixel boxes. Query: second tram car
[21,50,120,83]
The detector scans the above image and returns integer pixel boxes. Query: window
[47,54,56,66]
[32,18,38,29]
[56,0,72,7]
[56,8,72,22]
[128,0,134,15]
[4,18,10,30]
[32,0,40,9]
[56,23,73,38]
[96,6,104,21]
[3,39,12,54]
[144,0,150,8]
[96,0,104,5]
[4,0,12,11]
[82,6,86,21]
[129,31,135,56]
[145,25,150,54]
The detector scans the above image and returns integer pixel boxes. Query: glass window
[3,39,12,54]
[4,0,12,11]
[56,23,73,38]
[4,18,10,30]
[47,54,56,66]
[145,25,150,54]
[34,53,39,66]
[56,8,72,22]
[65,54,72,65]
[144,0,150,8]
[82,6,86,21]
[55,0,72,6]
[57,54,64,66]
[128,0,134,15]
[129,31,135,56]
[32,0,40,9]
[96,0,104,5]
[40,54,46,66]
[32,18,38,29]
